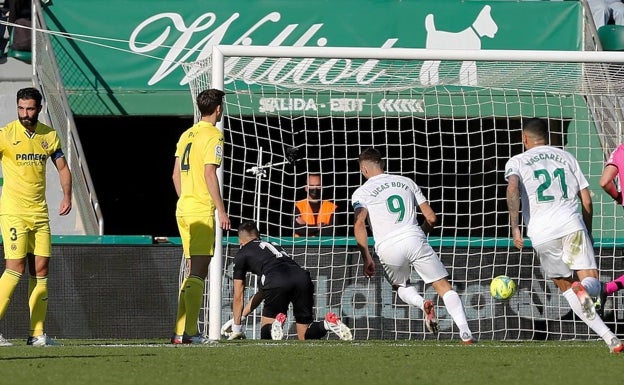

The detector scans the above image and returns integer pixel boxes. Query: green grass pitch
[0,339,620,385]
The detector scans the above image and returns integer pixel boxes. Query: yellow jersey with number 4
[0,120,63,217]
[175,121,224,217]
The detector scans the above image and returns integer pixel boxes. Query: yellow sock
[29,276,48,337]
[183,276,205,336]
[0,270,21,319]
[28,276,36,297]
[173,277,188,336]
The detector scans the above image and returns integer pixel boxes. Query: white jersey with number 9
[352,173,428,247]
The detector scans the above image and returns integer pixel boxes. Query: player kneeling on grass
[226,220,352,341]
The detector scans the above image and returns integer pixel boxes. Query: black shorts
[262,269,314,324]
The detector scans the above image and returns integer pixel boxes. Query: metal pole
[208,46,225,340]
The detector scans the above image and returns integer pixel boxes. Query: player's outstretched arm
[578,188,593,236]
[599,164,621,203]
[222,291,264,339]
[54,156,72,216]
[245,291,264,316]
[354,207,375,277]
[204,163,231,230]
[506,175,523,249]
[232,278,245,325]
[418,202,437,234]
[226,278,247,339]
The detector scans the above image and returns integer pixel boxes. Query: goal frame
[206,45,624,340]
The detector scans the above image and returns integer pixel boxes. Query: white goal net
[183,46,624,341]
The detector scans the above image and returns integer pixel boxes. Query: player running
[505,117,623,353]
[352,148,474,344]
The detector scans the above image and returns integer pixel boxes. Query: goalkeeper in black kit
[223,220,352,341]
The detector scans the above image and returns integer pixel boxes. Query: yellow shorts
[0,215,51,259]
[176,216,216,258]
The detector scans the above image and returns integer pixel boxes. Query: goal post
[185,45,624,341]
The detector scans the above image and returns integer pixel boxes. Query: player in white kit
[352,148,474,344]
[505,118,623,353]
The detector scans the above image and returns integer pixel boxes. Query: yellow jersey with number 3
[0,120,63,217]
[175,120,224,217]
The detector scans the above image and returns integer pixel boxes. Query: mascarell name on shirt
[524,152,568,167]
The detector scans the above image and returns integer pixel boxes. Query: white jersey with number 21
[352,173,427,249]
[504,145,589,246]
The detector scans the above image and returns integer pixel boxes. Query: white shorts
[375,232,448,286]
[533,230,597,279]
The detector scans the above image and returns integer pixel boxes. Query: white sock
[397,286,425,310]
[581,277,601,297]
[562,288,611,342]
[442,290,471,336]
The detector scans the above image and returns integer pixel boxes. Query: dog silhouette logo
[419,5,498,87]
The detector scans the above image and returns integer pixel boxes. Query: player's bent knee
[391,284,405,291]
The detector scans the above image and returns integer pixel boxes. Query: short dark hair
[522,118,549,142]
[17,87,42,107]
[358,147,385,169]
[196,89,225,116]
[238,220,260,237]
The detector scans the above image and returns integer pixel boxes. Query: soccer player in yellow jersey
[0,88,72,347]
[171,88,231,344]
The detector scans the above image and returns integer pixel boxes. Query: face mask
[308,188,321,200]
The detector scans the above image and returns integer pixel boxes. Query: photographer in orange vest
[294,174,337,237]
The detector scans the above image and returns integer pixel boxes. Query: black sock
[261,324,272,339]
[304,321,328,340]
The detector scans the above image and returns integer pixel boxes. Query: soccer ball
[490,275,517,300]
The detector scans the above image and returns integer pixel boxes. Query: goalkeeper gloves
[220,319,235,337]
[221,317,247,338]
[227,331,246,340]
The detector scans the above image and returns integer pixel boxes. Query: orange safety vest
[295,199,337,227]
